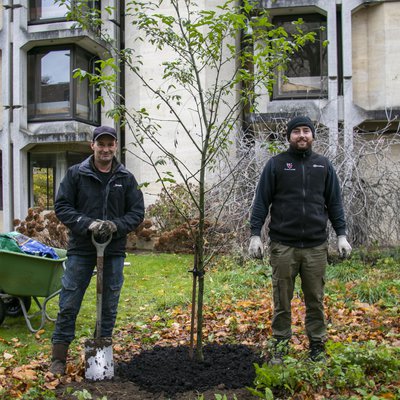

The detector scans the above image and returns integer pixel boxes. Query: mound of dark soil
[117,343,262,395]
[56,344,263,399]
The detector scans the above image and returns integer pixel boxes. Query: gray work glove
[98,220,117,237]
[338,235,352,258]
[248,235,263,259]
[88,219,104,235]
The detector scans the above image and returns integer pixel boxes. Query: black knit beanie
[286,116,315,140]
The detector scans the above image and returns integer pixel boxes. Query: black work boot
[309,341,325,361]
[49,343,69,375]
[269,339,289,366]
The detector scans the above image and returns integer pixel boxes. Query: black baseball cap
[92,126,118,141]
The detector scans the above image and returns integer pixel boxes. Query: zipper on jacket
[103,175,118,220]
[301,155,306,247]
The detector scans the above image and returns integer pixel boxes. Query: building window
[29,1,101,24]
[30,154,56,209]
[29,151,89,209]
[27,45,100,124]
[29,0,68,23]
[272,14,328,99]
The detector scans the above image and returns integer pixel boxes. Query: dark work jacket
[250,147,346,248]
[55,156,145,256]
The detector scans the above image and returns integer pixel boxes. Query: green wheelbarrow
[0,247,67,333]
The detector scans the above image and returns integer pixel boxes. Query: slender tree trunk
[189,250,198,360]
[195,271,205,361]
[194,178,206,361]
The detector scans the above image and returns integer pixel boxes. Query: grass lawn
[0,253,195,358]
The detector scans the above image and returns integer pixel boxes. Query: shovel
[85,233,114,381]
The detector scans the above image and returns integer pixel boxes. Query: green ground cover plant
[250,341,400,399]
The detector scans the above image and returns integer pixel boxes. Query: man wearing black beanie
[248,115,351,364]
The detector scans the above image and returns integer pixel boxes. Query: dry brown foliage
[13,208,69,249]
[126,219,158,251]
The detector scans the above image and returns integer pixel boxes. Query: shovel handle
[91,233,112,339]
[91,233,113,257]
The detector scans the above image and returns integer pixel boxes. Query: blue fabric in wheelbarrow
[0,232,59,259]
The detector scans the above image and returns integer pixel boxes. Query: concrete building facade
[1,0,400,233]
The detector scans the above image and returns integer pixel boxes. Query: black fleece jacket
[250,147,346,248]
[55,155,144,256]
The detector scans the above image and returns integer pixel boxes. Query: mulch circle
[116,343,263,395]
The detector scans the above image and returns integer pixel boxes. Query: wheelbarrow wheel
[0,299,6,325]
[4,296,32,317]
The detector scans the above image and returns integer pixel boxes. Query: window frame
[27,44,100,125]
[28,153,56,210]
[28,151,90,210]
[28,0,69,24]
[28,0,101,25]
[271,13,328,100]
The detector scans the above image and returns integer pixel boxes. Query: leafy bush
[250,341,400,399]
[147,184,199,233]
[147,183,237,253]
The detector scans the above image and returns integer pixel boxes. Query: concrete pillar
[1,3,14,231]
[341,0,364,185]
[324,0,339,158]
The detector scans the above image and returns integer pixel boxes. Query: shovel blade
[85,337,114,381]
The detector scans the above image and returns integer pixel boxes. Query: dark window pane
[36,50,71,117]
[75,49,100,123]
[28,46,100,124]
[273,15,328,99]
[28,49,71,119]
[66,151,89,167]
[27,54,37,116]
[76,51,91,120]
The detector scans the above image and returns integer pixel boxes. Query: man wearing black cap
[49,126,145,375]
[248,116,351,363]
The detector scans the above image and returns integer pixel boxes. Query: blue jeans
[52,254,124,344]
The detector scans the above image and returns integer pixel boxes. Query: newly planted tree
[59,0,315,360]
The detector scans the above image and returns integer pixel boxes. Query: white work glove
[248,235,264,259]
[98,220,117,236]
[88,219,104,235]
[337,235,352,258]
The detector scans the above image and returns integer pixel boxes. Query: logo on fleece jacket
[284,163,295,171]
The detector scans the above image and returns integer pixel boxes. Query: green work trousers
[269,241,328,343]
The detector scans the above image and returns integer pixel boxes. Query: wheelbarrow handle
[91,233,113,257]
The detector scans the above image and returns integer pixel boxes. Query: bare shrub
[334,133,400,246]
[206,119,400,251]
[14,208,69,249]
[147,184,199,233]
[126,219,158,251]
[154,219,234,254]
